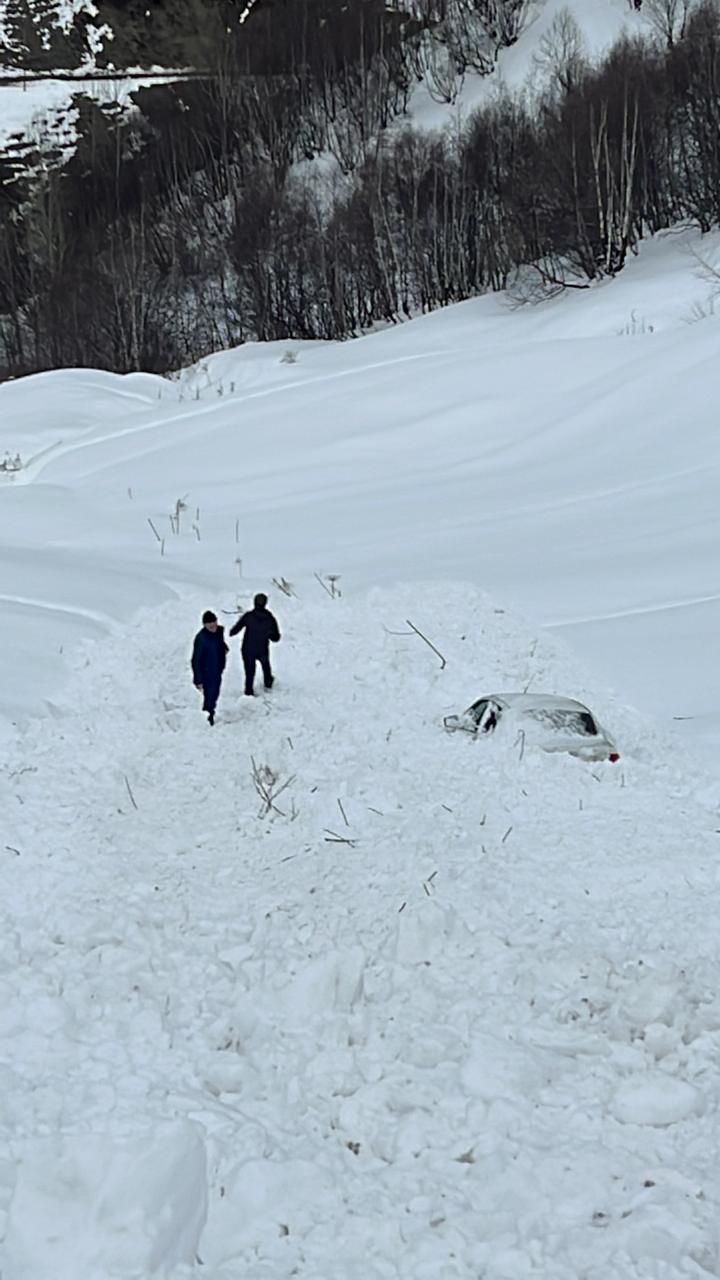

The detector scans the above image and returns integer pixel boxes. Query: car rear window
[526,708,598,736]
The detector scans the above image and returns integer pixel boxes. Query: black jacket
[229,606,281,656]
[191,626,228,686]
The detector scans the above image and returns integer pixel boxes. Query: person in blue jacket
[191,610,228,725]
[229,593,281,695]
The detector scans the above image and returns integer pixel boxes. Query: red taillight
[608,752,620,763]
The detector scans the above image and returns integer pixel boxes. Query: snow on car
[443,693,620,763]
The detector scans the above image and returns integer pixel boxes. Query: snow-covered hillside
[2,228,720,748]
[0,0,660,185]
[2,583,720,1278]
[409,0,650,128]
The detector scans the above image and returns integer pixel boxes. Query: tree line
[1,0,720,377]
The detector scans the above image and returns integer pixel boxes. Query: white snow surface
[1,581,720,1278]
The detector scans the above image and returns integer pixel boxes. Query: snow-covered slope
[2,583,719,1278]
[409,0,650,129]
[2,229,720,749]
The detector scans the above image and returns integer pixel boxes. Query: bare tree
[642,0,696,45]
[533,9,586,93]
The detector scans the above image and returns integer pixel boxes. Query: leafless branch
[405,618,447,669]
[124,775,139,810]
[250,756,296,817]
[313,572,334,598]
[323,829,358,847]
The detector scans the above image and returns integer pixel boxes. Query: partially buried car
[443,693,620,763]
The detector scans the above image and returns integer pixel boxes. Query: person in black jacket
[229,593,281,696]
[191,610,228,725]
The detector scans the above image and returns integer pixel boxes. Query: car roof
[473,693,593,714]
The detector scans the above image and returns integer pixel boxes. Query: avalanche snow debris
[0,585,719,1277]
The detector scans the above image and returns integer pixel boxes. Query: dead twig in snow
[386,619,447,669]
[273,576,295,597]
[124,775,139,810]
[172,495,188,534]
[313,572,334,598]
[404,624,443,665]
[323,829,358,847]
[147,518,162,543]
[337,798,349,827]
[250,757,295,818]
[501,825,513,844]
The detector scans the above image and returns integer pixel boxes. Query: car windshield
[525,708,598,737]
[468,700,501,734]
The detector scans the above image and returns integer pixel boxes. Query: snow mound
[610,1077,703,1127]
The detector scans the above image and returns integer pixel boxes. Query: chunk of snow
[2,1122,207,1279]
[610,1077,703,1127]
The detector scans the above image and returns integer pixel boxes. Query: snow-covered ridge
[1,583,719,1277]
